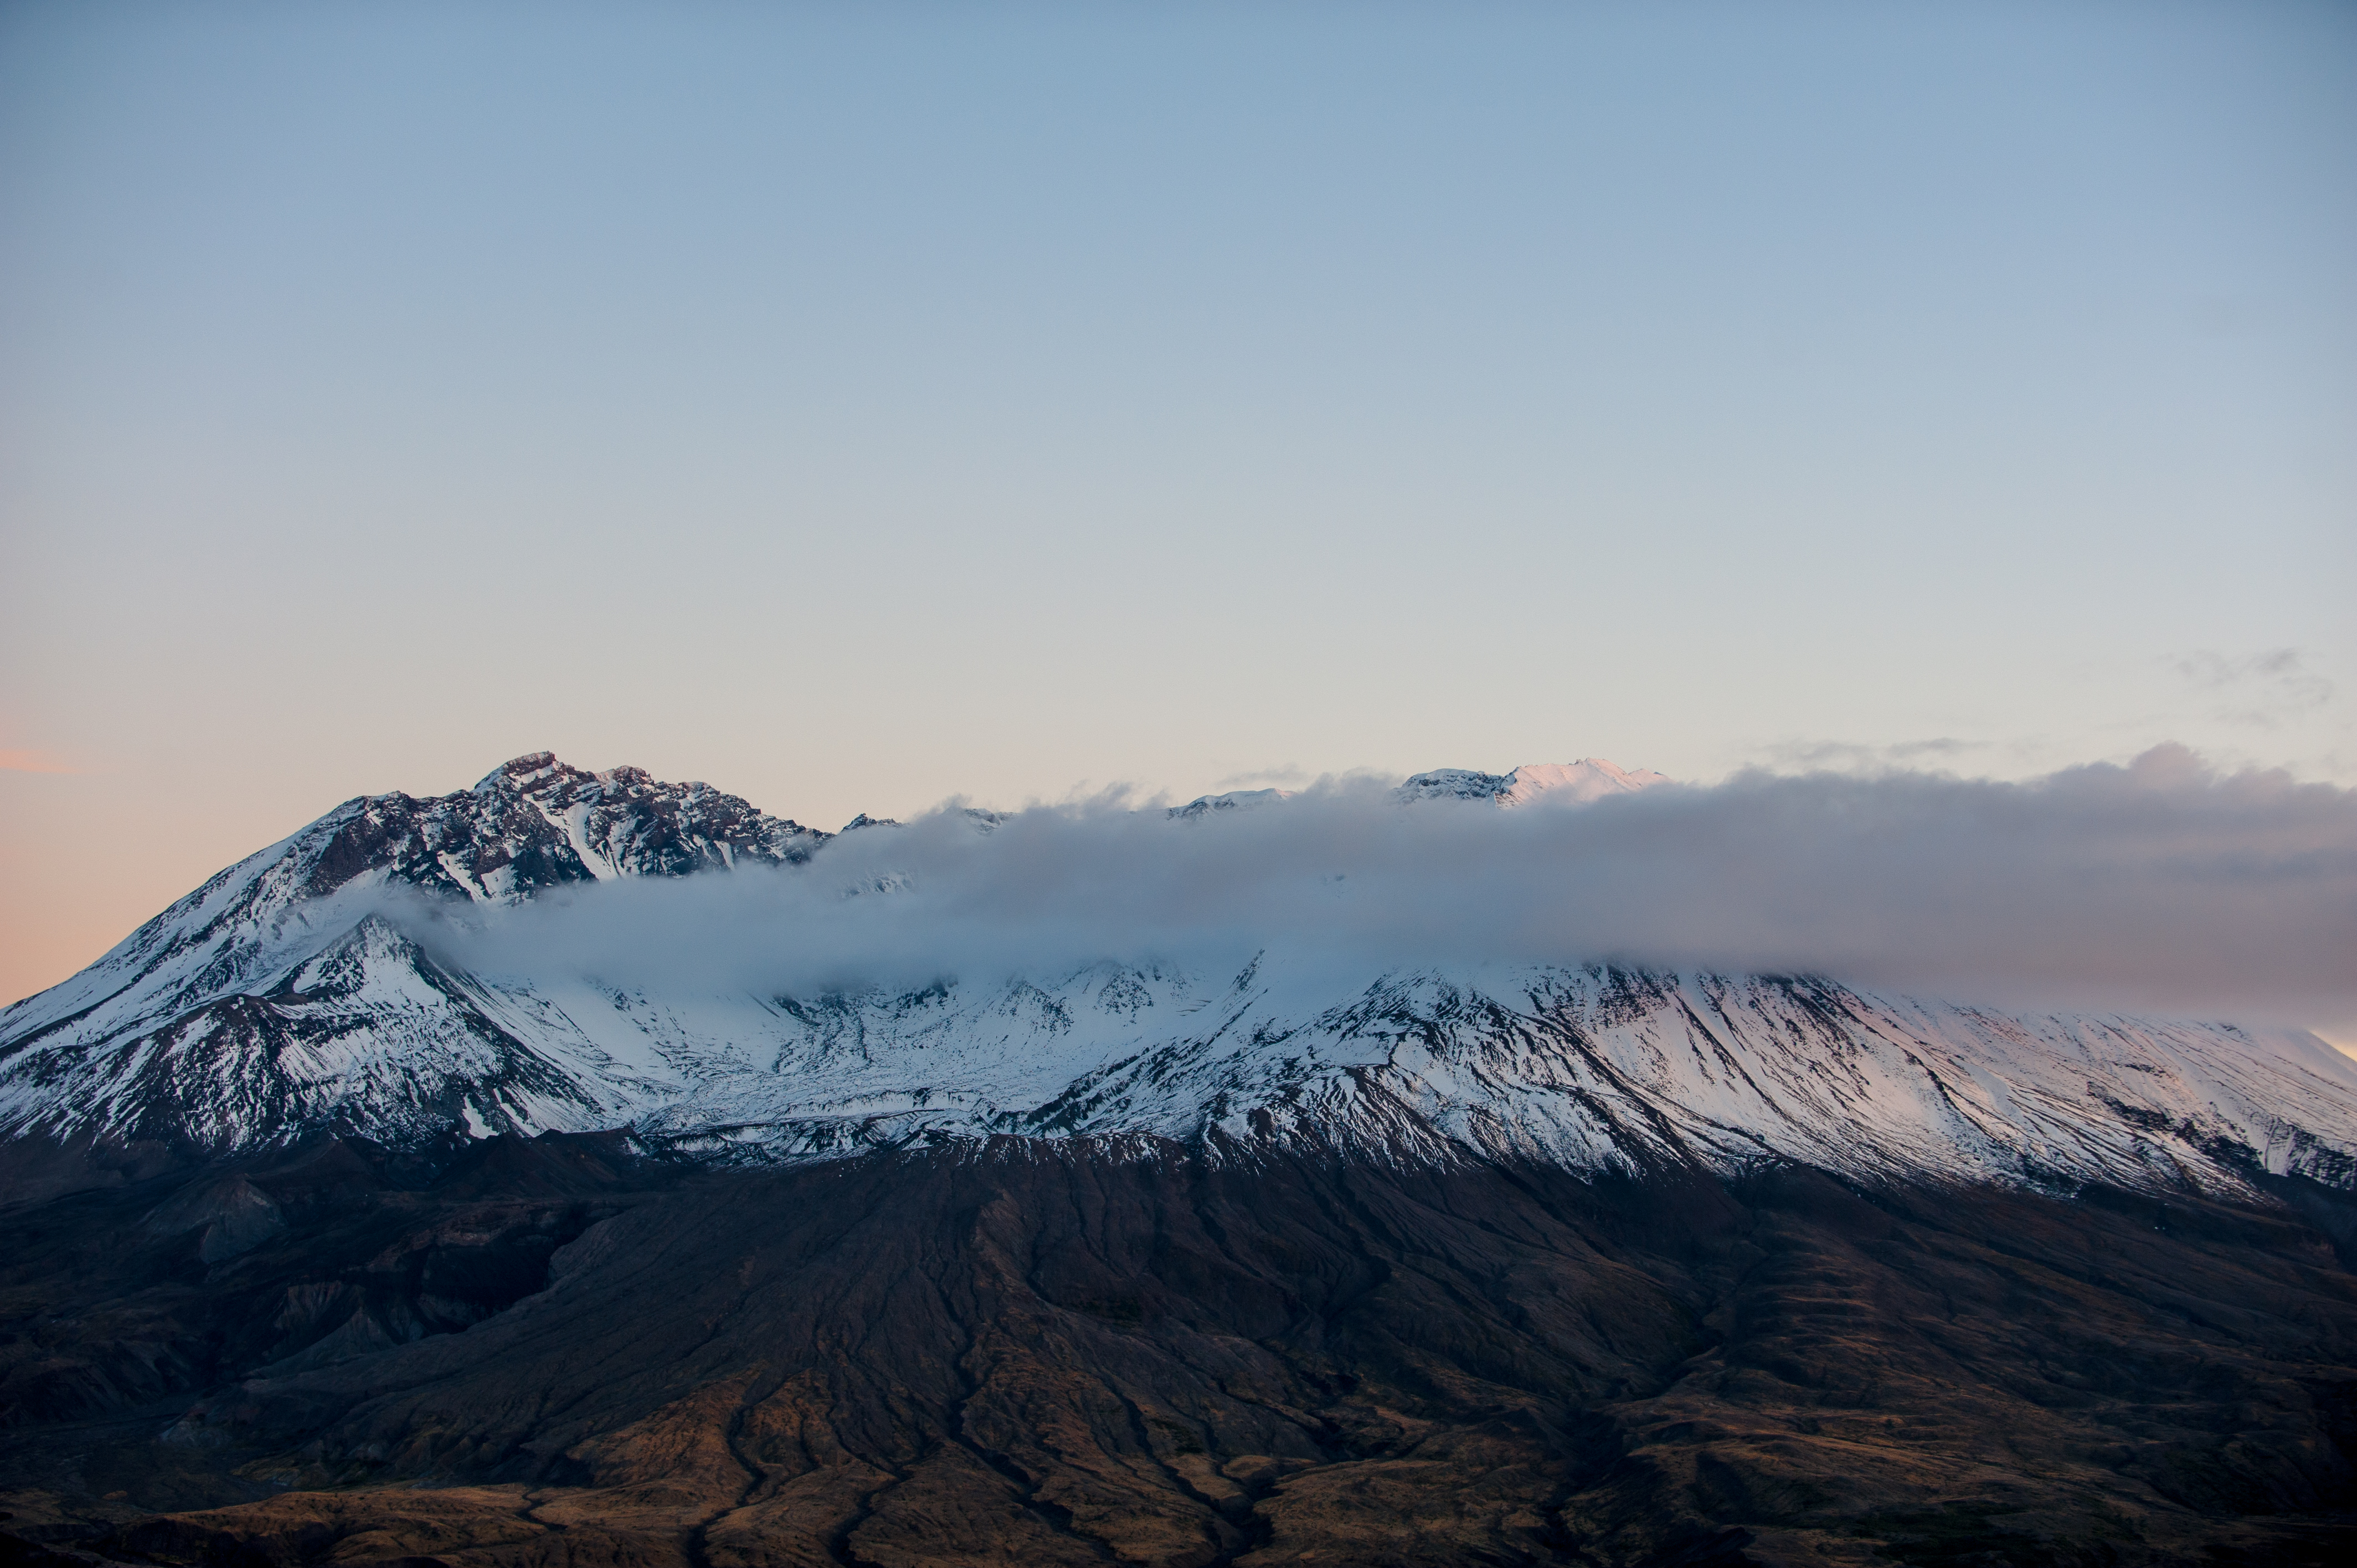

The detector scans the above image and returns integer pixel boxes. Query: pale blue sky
[3,0,2353,1000]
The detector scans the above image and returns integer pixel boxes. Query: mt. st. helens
[5,752,2355,1201]
[7,755,2357,1567]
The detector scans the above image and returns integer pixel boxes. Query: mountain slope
[5,755,2354,1207]
[506,957,2353,1201]
[7,1139,2357,1567]
[0,756,824,1155]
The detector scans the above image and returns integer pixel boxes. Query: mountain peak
[1399,758,1669,806]
[0,755,836,1094]
[1497,757,1670,804]
[1170,787,1296,821]
[475,751,565,793]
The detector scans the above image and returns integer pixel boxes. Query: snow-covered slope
[598,961,2357,1198]
[7,754,2353,1201]
[1170,787,1294,819]
[0,755,824,1139]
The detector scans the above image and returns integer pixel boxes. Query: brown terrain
[3,1132,2356,1567]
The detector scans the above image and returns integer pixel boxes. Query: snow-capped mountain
[1171,757,1664,818]
[1169,787,1294,819]
[6,754,2354,1202]
[1398,757,1670,806]
[0,755,828,1148]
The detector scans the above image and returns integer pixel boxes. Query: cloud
[412,745,2357,1028]
[0,749,76,775]
[1757,737,1989,773]
[1212,764,1314,789]
[2172,648,2335,727]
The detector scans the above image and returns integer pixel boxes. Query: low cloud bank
[417,745,2357,1027]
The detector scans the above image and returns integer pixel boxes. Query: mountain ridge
[6,754,2353,1208]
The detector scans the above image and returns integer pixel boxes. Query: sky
[2,1,2354,1014]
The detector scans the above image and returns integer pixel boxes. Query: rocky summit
[3,756,2356,1567]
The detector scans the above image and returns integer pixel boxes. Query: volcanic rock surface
[5,1136,2357,1566]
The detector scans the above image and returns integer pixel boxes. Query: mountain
[6,754,2355,1200]
[1397,758,1670,806]
[0,755,834,1160]
[1179,758,1666,817]
[7,754,2357,1567]
[8,1126,2357,1568]
[1169,786,1295,819]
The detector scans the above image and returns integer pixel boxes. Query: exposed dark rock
[2,1141,2354,1565]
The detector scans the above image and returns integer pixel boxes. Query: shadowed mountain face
[4,1136,2356,1567]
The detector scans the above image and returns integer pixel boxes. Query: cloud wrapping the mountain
[419,745,2357,1024]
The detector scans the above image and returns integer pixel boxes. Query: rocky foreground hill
[3,756,2355,1566]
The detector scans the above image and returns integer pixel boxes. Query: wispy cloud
[1756,736,1989,773]
[2171,648,2335,728]
[1213,764,1313,789]
[0,749,76,775]
[416,744,2357,1029]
